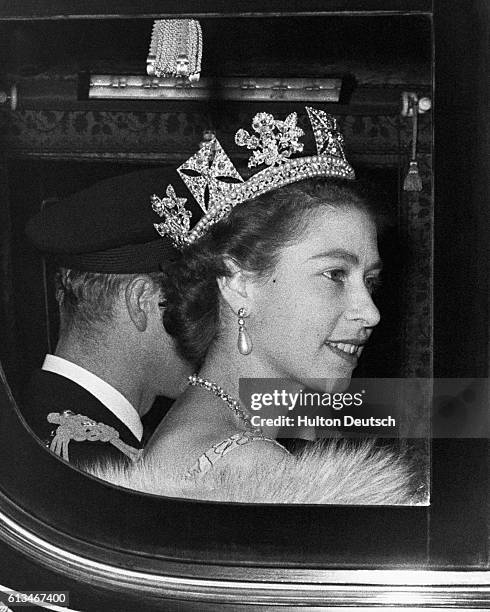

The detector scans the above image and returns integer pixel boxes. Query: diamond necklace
[188,374,262,435]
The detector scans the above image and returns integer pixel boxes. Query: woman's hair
[163,178,378,367]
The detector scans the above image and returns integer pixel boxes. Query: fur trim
[88,440,424,505]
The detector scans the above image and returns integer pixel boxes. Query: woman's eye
[365,275,382,294]
[323,269,347,282]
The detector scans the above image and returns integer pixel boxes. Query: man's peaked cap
[26,168,179,273]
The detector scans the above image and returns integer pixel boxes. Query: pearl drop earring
[237,307,252,355]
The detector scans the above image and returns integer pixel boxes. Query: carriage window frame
[0,3,487,609]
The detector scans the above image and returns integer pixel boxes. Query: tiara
[152,107,355,248]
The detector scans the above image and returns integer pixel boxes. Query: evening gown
[184,431,289,480]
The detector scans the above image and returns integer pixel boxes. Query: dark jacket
[21,369,143,469]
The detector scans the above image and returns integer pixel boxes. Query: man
[22,169,192,468]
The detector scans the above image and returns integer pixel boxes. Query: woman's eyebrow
[309,248,358,263]
[309,249,383,271]
[367,262,383,273]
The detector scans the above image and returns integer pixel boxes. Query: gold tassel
[403,96,423,192]
[403,161,423,192]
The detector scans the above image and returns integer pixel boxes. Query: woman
[146,178,381,473]
[91,109,419,504]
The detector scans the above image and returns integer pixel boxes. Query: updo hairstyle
[162,178,375,367]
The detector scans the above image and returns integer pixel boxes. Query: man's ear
[217,257,254,315]
[125,277,155,332]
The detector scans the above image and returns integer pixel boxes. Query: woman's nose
[345,286,381,328]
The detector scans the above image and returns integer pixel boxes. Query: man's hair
[55,268,164,337]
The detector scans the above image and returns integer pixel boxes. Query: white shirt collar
[42,354,143,442]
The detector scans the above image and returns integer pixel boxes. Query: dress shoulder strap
[184,432,287,480]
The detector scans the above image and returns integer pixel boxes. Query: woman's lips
[324,340,364,364]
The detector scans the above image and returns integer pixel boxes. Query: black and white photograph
[0,2,487,610]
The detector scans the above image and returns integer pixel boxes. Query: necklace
[188,374,262,435]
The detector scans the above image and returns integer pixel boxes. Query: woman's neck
[198,345,254,396]
[197,342,313,440]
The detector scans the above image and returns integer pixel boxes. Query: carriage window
[2,14,434,505]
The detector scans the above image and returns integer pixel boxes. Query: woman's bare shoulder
[178,431,289,481]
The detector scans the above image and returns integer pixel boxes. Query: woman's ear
[217,257,254,315]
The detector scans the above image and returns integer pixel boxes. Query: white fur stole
[88,440,424,505]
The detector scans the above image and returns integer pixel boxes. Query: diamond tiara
[152,107,355,248]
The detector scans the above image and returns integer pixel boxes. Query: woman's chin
[298,375,353,394]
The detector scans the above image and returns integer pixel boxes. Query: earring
[237,307,252,355]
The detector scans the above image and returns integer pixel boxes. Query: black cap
[26,168,179,273]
